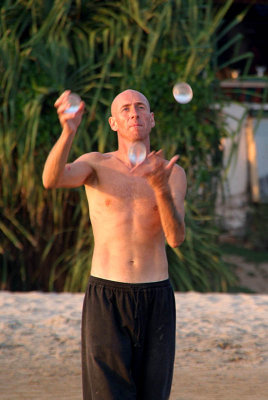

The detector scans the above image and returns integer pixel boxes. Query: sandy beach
[0,290,267,400]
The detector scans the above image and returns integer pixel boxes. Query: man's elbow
[168,239,185,248]
[42,174,56,190]
[43,182,53,190]
[168,232,185,248]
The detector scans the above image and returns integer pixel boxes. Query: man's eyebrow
[120,102,147,110]
[120,103,131,110]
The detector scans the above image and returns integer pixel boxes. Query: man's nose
[130,106,139,118]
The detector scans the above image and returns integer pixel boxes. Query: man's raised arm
[42,91,92,189]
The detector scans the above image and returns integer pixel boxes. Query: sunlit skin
[42,89,187,283]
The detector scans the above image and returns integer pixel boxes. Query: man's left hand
[130,150,179,191]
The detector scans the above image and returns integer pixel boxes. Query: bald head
[111,89,150,117]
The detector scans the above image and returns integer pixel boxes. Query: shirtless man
[42,89,187,400]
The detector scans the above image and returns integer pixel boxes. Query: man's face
[109,90,155,142]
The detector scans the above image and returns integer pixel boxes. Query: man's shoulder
[169,163,187,188]
[79,151,112,164]
[167,161,185,176]
[173,163,186,174]
[79,152,116,177]
[81,151,104,160]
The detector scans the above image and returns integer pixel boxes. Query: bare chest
[85,165,159,216]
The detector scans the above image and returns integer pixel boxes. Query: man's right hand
[54,90,85,135]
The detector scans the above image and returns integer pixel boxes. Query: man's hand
[130,150,179,192]
[42,91,88,189]
[54,90,85,135]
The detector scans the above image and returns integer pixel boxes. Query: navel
[153,204,158,211]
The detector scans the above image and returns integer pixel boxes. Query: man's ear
[109,116,118,131]
[150,112,155,128]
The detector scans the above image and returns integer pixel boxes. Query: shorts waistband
[89,275,171,291]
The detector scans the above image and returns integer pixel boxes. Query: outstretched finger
[155,149,164,158]
[165,155,180,171]
[148,151,156,158]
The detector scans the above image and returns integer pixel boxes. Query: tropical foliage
[0,0,250,292]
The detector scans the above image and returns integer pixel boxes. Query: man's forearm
[42,128,75,189]
[154,186,185,248]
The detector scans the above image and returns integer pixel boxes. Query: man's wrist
[152,183,171,197]
[62,125,76,138]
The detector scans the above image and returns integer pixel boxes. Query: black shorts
[81,276,176,400]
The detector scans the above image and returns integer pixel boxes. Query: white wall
[254,118,268,200]
[216,103,249,232]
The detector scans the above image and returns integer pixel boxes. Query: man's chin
[129,126,143,133]
[132,135,146,142]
